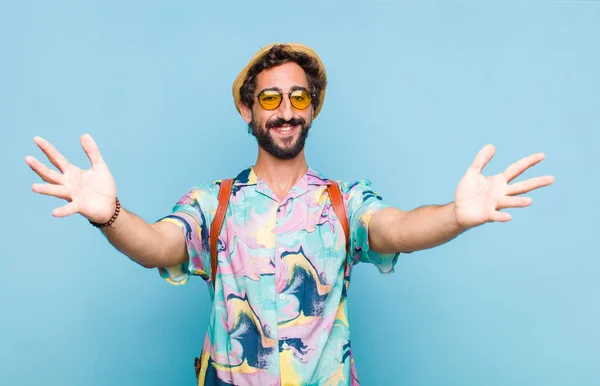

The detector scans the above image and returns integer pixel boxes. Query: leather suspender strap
[210,179,234,289]
[327,181,350,272]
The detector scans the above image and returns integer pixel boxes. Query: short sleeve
[341,179,400,274]
[156,183,219,285]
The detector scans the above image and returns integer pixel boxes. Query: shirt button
[282,342,289,350]
[278,247,284,253]
[279,293,286,300]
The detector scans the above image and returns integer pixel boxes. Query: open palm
[25,134,117,223]
[454,144,554,229]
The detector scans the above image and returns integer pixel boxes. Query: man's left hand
[454,144,554,229]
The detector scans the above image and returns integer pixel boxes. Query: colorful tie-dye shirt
[158,167,399,385]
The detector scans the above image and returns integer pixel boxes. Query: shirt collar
[233,166,331,186]
[233,166,331,202]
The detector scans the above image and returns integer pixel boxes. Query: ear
[240,103,253,124]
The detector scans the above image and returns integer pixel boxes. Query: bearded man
[25,43,554,385]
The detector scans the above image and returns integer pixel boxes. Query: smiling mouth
[271,124,298,135]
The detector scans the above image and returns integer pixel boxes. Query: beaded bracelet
[89,197,121,229]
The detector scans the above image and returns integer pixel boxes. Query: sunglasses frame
[255,88,315,111]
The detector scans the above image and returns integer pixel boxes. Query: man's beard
[248,116,311,160]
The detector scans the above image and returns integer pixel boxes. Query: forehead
[255,62,309,91]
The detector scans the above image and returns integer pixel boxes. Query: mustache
[265,117,306,130]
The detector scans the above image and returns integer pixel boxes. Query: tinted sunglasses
[256,89,313,110]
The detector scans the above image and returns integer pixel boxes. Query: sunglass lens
[259,91,282,110]
[290,90,312,110]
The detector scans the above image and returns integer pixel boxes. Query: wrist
[451,201,473,232]
[90,197,121,229]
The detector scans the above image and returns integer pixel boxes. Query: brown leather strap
[210,179,234,289]
[327,181,350,274]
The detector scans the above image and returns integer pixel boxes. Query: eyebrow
[258,85,309,94]
[290,85,309,92]
[259,86,282,93]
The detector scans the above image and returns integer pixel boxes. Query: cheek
[249,113,262,129]
[305,106,315,121]
[292,106,312,122]
[252,108,277,125]
[301,110,313,125]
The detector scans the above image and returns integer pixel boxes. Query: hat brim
[232,43,327,119]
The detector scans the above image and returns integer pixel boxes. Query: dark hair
[239,44,327,111]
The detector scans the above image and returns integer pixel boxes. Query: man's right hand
[25,134,117,224]
[26,134,188,269]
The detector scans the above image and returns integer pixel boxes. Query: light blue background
[1,1,598,385]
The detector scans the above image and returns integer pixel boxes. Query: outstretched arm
[25,134,188,268]
[368,145,554,254]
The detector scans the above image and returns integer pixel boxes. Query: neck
[253,148,308,199]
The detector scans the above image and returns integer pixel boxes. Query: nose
[277,95,294,122]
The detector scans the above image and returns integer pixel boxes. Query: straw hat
[231,43,327,119]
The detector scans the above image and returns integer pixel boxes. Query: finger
[507,175,555,196]
[52,201,80,217]
[32,183,71,200]
[33,136,70,173]
[80,134,105,166]
[489,211,512,222]
[469,144,496,173]
[25,155,64,184]
[497,196,532,209]
[503,153,545,182]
